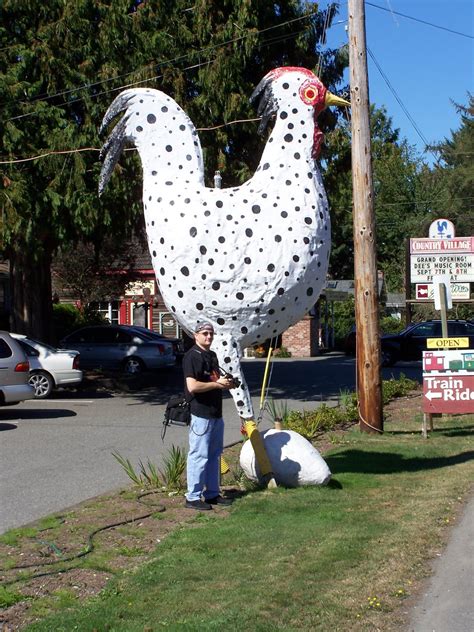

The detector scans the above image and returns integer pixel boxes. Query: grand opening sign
[410,237,474,283]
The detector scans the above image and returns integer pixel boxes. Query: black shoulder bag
[161,393,191,440]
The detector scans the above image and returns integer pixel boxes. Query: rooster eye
[299,81,320,105]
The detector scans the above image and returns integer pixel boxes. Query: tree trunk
[9,248,53,342]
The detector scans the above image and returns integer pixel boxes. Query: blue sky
[326,0,473,164]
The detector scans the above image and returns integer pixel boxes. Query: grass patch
[0,586,24,608]
[0,526,39,547]
[24,412,474,632]
[29,589,78,618]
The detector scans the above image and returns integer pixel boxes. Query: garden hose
[0,491,166,586]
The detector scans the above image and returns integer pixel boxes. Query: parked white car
[11,334,83,398]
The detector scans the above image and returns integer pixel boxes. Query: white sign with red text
[410,237,474,283]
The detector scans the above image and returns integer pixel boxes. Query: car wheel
[29,371,54,398]
[123,357,145,375]
[381,349,396,367]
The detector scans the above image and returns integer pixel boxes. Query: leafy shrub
[52,304,83,343]
[284,375,417,439]
[382,373,418,404]
[52,303,108,343]
[273,346,291,358]
[333,296,355,349]
[380,316,405,334]
[286,404,353,440]
[338,389,359,420]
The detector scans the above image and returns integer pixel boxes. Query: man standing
[183,322,235,510]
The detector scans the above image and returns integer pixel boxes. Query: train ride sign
[423,349,474,414]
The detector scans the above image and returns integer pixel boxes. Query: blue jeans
[186,415,224,502]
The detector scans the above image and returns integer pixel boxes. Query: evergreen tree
[0,0,347,340]
[325,105,427,290]
[423,95,474,235]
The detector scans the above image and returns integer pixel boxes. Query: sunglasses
[198,331,214,336]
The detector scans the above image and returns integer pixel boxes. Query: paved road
[0,354,420,534]
[407,493,474,632]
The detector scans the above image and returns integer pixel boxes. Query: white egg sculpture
[240,428,331,487]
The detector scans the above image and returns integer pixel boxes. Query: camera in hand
[220,369,240,388]
[230,376,241,388]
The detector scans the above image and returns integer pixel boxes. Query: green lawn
[24,412,474,631]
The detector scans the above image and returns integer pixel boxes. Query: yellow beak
[325,91,350,108]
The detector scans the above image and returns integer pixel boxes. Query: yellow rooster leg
[243,419,277,488]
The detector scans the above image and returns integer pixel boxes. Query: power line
[367,47,440,164]
[331,196,474,215]
[5,18,329,124]
[0,114,264,164]
[366,1,474,39]
[1,8,322,116]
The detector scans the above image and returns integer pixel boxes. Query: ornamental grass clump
[265,399,290,425]
[158,445,187,491]
[112,446,187,492]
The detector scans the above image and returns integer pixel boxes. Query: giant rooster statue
[99,67,349,424]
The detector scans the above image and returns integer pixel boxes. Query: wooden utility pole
[348,0,383,433]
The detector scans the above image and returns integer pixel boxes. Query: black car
[345,320,474,366]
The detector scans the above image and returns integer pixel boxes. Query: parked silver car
[125,325,185,361]
[11,334,83,398]
[0,331,35,405]
[60,325,176,374]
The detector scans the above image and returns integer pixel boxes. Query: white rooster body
[99,67,348,419]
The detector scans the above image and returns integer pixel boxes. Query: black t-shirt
[183,345,222,418]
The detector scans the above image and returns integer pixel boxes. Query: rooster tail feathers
[250,75,277,135]
[99,91,135,136]
[98,88,204,196]
[98,118,130,196]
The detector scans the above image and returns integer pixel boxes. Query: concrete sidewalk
[407,491,474,632]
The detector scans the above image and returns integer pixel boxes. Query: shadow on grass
[386,425,474,437]
[326,449,474,475]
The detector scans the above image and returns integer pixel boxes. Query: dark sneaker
[185,499,213,511]
[206,495,234,506]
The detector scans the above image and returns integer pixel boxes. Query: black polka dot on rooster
[99,67,349,420]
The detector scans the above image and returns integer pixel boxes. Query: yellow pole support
[243,419,277,488]
[220,456,230,475]
[259,346,274,411]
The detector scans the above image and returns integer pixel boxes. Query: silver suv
[0,331,35,405]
